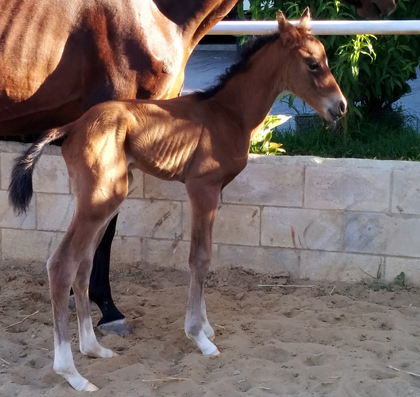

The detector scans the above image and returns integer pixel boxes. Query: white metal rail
[209,20,420,35]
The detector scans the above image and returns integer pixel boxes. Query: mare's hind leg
[184,181,220,356]
[89,213,131,335]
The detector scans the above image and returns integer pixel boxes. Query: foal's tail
[8,127,68,215]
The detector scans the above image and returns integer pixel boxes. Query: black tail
[8,127,67,215]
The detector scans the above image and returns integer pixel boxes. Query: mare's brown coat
[0,0,239,135]
[0,0,396,138]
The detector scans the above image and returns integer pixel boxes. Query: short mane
[196,32,280,100]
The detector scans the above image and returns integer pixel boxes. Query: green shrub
[249,115,289,154]
[238,0,420,115]
[272,108,420,160]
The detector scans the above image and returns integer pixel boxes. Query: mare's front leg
[184,182,220,356]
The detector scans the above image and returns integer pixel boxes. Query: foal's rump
[7,101,134,216]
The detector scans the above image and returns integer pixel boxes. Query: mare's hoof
[97,319,132,336]
[83,382,99,392]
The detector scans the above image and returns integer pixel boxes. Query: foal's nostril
[339,100,346,115]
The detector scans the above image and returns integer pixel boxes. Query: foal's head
[277,8,347,122]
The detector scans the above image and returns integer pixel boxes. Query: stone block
[33,155,70,194]
[144,174,188,201]
[344,212,420,258]
[300,251,384,282]
[0,152,14,190]
[218,245,299,277]
[36,193,75,231]
[141,238,190,270]
[305,166,390,211]
[183,203,260,246]
[392,171,420,215]
[127,169,144,198]
[0,191,35,229]
[117,199,182,239]
[1,229,63,262]
[222,163,303,207]
[261,207,344,251]
[385,257,420,285]
[110,236,142,265]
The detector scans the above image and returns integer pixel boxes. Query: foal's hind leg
[184,182,220,356]
[48,221,107,392]
[72,226,117,359]
[201,297,215,341]
[50,213,124,391]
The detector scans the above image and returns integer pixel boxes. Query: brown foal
[9,9,346,391]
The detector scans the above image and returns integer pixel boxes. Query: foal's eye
[308,62,320,72]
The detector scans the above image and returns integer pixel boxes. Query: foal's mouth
[328,109,344,122]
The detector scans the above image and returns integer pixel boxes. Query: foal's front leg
[184,183,220,356]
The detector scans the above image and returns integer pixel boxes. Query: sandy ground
[1,260,420,397]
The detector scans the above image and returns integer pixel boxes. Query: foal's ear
[277,10,299,46]
[276,10,289,32]
[299,7,311,31]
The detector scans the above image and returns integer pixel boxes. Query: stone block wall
[1,141,420,284]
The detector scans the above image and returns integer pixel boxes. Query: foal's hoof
[97,319,132,336]
[68,295,76,311]
[187,331,220,357]
[83,382,99,392]
[208,348,220,357]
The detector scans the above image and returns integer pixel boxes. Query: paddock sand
[1,260,420,397]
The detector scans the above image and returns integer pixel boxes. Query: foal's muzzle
[328,98,347,121]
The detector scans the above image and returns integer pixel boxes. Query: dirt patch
[1,260,420,397]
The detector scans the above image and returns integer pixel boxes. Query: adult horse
[9,9,346,391]
[1,0,396,334]
[345,0,396,19]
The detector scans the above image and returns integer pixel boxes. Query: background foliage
[238,0,420,116]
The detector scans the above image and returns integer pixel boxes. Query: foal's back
[63,95,243,185]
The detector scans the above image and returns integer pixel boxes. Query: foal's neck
[212,41,289,138]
